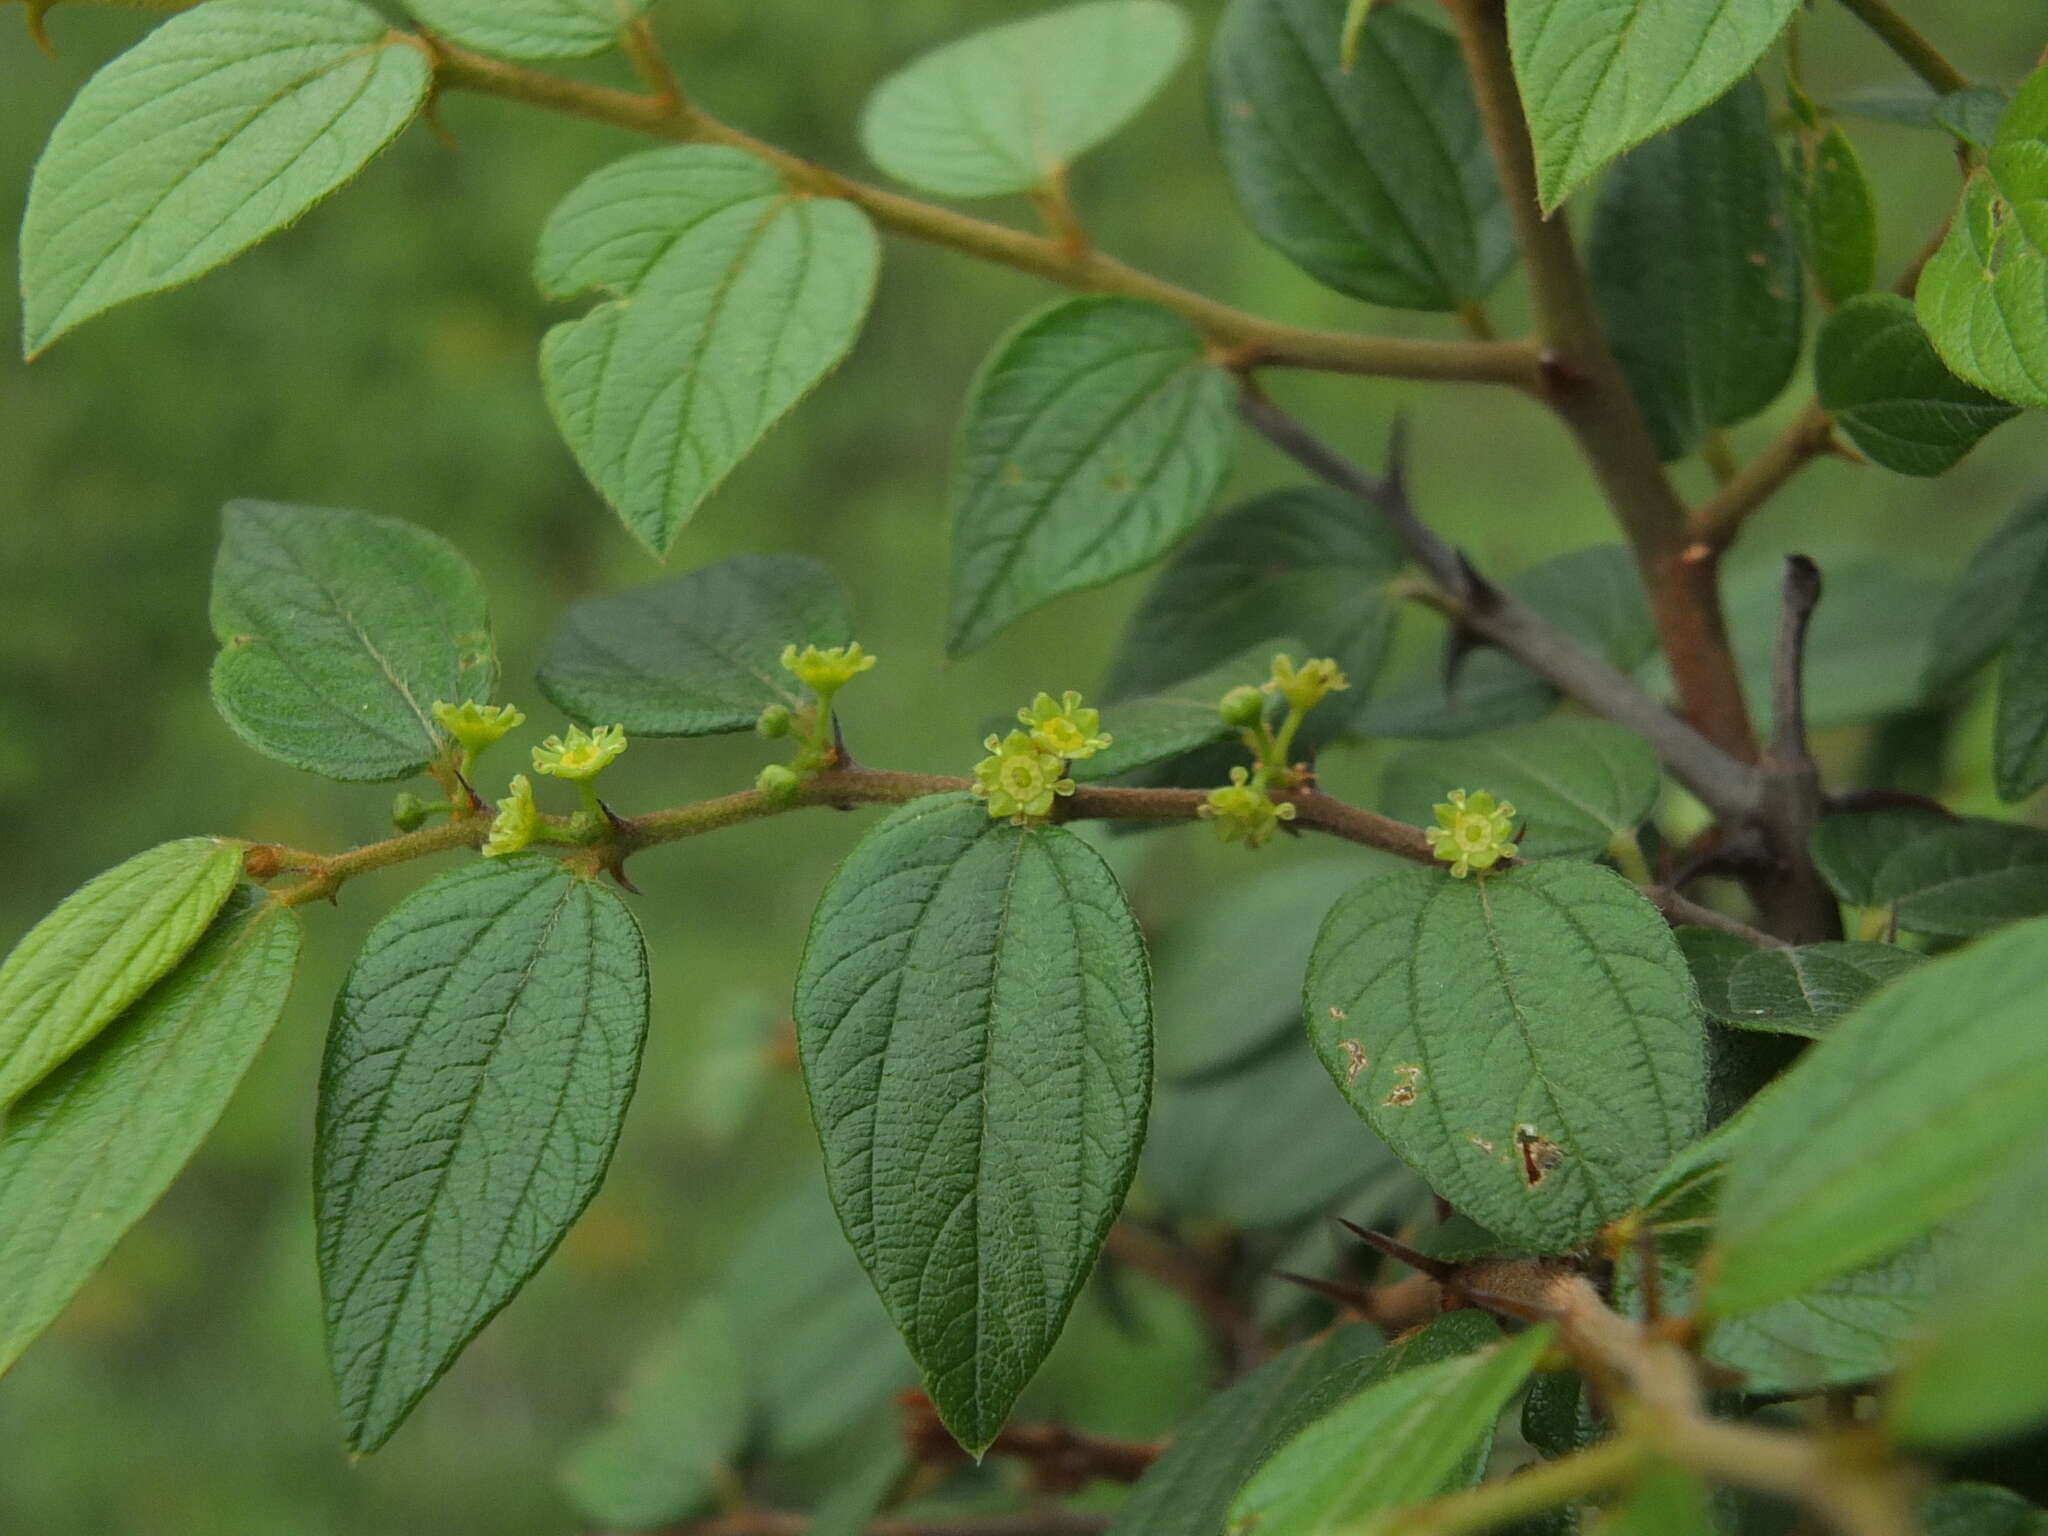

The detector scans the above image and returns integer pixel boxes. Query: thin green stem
[1834,0,1970,96]
[1380,1436,1649,1536]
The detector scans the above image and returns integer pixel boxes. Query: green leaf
[1152,858,1375,1080]
[559,1298,748,1529]
[1809,807,1952,909]
[1715,941,1925,1037]
[210,501,497,782]
[318,856,650,1452]
[0,889,298,1374]
[1917,70,2048,407]
[1145,1037,1402,1228]
[1211,0,1512,310]
[858,0,1188,199]
[1707,916,2048,1315]
[1304,861,1704,1253]
[1673,926,1748,1022]
[1506,0,1800,210]
[1229,1315,1549,1536]
[1935,88,2013,152]
[537,554,852,736]
[1588,79,1804,461]
[1890,1134,2048,1448]
[947,297,1235,656]
[537,146,881,557]
[400,0,648,60]
[1996,551,2048,800]
[1922,1484,2048,1536]
[1106,1325,1384,1536]
[19,0,429,356]
[1106,486,1405,710]
[794,794,1151,1452]
[1869,818,2048,936]
[1816,295,2017,477]
[1072,645,1281,785]
[1594,1465,1715,1536]
[1926,492,2048,694]
[1794,126,1877,306]
[1522,1370,1601,1460]
[1379,719,1661,862]
[0,838,243,1110]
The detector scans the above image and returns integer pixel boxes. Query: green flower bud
[390,791,431,832]
[756,702,795,738]
[1218,685,1265,729]
[756,762,802,800]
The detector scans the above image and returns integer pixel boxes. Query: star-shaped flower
[1425,788,1519,878]
[973,730,1076,821]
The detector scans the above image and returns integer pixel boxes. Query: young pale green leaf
[1229,1316,1549,1536]
[1588,79,1803,461]
[1927,493,2048,694]
[559,1298,748,1529]
[1071,645,1282,785]
[1106,1325,1384,1536]
[1794,126,1877,306]
[1708,916,2048,1315]
[1715,941,1925,1037]
[1594,1465,1716,1536]
[19,0,429,356]
[1996,553,2048,800]
[400,0,648,61]
[1152,858,1376,1080]
[210,501,497,781]
[1869,818,2048,936]
[0,889,298,1374]
[1106,486,1405,710]
[318,856,650,1452]
[1922,1484,2048,1536]
[1816,295,2017,477]
[858,0,1187,199]
[1507,0,1800,210]
[947,298,1234,657]
[1917,70,2048,407]
[1379,719,1661,862]
[0,838,243,1110]
[1145,1037,1402,1229]
[1889,1134,2048,1449]
[537,146,880,557]
[1809,807,1952,909]
[1305,861,1704,1253]
[1211,0,1512,310]
[536,554,852,736]
[794,795,1151,1453]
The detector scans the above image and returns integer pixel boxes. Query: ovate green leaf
[1869,818,2048,936]
[1212,0,1512,310]
[401,0,648,61]
[1816,295,2016,477]
[1594,1465,1715,1536]
[1717,941,1925,1037]
[1809,806,1951,909]
[1926,493,2048,694]
[210,501,497,781]
[1379,719,1661,861]
[794,795,1151,1452]
[1922,1484,2048,1536]
[1794,126,1877,306]
[318,857,650,1451]
[1305,861,1704,1253]
[20,0,429,355]
[1106,1325,1384,1536]
[1507,0,1800,209]
[1588,79,1803,461]
[859,0,1188,198]
[948,298,1234,656]
[1106,486,1405,709]
[1229,1315,1548,1536]
[0,889,298,1373]
[0,838,242,1109]
[1995,552,2048,800]
[537,554,852,736]
[537,146,880,556]
[1936,88,2013,152]
[1708,917,2048,1314]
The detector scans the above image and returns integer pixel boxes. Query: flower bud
[756,703,795,738]
[390,791,430,832]
[755,762,802,800]
[1218,685,1265,729]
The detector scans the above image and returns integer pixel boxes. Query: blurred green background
[1,2,2043,1530]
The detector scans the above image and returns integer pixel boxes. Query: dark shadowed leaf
[1816,295,2016,477]
[1793,125,1876,306]
[1869,818,2048,935]
[1926,493,2048,694]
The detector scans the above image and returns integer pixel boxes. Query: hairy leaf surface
[20,0,429,354]
[1817,295,2016,477]
[210,501,497,781]
[1715,942,1925,1038]
[1305,861,1703,1252]
[794,795,1151,1452]
[318,857,650,1451]
[401,0,649,60]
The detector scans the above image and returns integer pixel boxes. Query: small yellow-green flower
[1266,654,1350,714]
[781,642,877,695]
[1426,788,1519,878]
[973,730,1076,821]
[433,699,526,757]
[1018,690,1111,761]
[484,774,540,857]
[532,723,628,783]
[1200,766,1298,849]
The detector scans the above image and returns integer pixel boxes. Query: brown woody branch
[901,1395,1160,1492]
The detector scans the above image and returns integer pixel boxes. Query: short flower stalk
[1200,654,1349,849]
[759,643,879,792]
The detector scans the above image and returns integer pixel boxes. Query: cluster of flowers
[972,691,1113,822]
